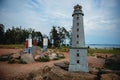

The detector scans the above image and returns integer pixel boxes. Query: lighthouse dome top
[72,4,84,16]
[74,4,82,10]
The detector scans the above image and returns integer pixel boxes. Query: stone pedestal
[69,47,88,72]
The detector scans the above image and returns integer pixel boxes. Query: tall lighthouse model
[69,4,88,72]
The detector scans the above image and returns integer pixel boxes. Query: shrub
[58,54,65,58]
[20,58,27,64]
[87,48,95,56]
[53,57,59,60]
[0,55,9,61]
[27,71,36,80]
[105,64,120,70]
[97,56,105,59]
[87,53,95,56]
[37,55,50,62]
[8,59,15,63]
[105,54,120,70]
[59,55,65,58]
[60,47,69,52]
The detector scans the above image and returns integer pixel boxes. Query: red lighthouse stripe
[33,40,37,46]
[25,40,28,48]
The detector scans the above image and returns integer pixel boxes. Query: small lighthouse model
[28,34,32,54]
[43,35,48,52]
[33,36,38,53]
[69,4,88,72]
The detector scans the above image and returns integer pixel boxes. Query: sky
[0,0,120,44]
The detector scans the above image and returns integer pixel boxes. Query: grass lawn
[0,44,25,49]
[0,44,120,55]
[88,48,120,56]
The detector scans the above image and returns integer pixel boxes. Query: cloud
[83,0,120,35]
[0,0,120,44]
[0,0,50,34]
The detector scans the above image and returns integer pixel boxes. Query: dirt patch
[0,49,22,56]
[0,49,105,80]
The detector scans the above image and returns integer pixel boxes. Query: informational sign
[43,38,48,46]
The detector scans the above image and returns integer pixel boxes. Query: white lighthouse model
[69,4,89,72]
[28,34,32,54]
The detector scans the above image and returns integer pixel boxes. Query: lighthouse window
[76,41,79,44]
[77,60,80,64]
[77,23,79,26]
[77,53,79,57]
[77,50,79,52]
[77,28,79,32]
[77,34,79,38]
[77,17,79,20]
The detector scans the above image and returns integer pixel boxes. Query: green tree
[5,27,15,44]
[50,26,60,47]
[0,24,5,44]
[34,31,43,47]
[5,27,33,44]
[49,26,71,47]
[57,27,69,46]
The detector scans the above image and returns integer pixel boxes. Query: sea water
[86,44,120,49]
